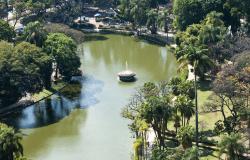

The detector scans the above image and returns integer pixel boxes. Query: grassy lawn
[32,81,67,102]
[196,80,223,160]
[198,90,213,106]
[32,89,53,102]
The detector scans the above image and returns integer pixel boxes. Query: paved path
[187,64,195,81]
[88,17,104,29]
[147,128,156,145]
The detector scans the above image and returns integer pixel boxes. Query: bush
[179,65,189,81]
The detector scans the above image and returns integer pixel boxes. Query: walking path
[147,128,156,146]
[88,17,104,29]
[187,64,195,81]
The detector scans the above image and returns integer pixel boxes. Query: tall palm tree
[178,45,213,148]
[218,133,245,160]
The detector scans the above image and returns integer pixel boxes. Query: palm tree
[146,9,158,34]
[23,21,47,47]
[158,9,171,38]
[0,123,23,160]
[175,95,195,126]
[177,126,194,150]
[218,133,246,160]
[178,45,213,148]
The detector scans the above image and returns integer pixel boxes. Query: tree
[199,12,227,46]
[14,42,52,89]
[146,9,158,34]
[0,123,23,160]
[0,19,15,41]
[122,82,174,153]
[175,95,195,126]
[158,9,172,37]
[0,0,8,19]
[130,0,149,33]
[151,147,184,160]
[218,133,245,160]
[44,33,81,80]
[173,115,181,134]
[141,96,173,149]
[12,0,27,28]
[23,21,47,47]
[118,0,132,21]
[205,52,250,134]
[178,45,213,148]
[175,12,227,62]
[25,0,51,18]
[173,0,241,33]
[177,126,194,150]
[169,77,195,99]
[182,147,199,160]
[173,0,205,31]
[133,137,143,160]
[0,41,48,106]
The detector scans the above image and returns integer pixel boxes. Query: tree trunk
[194,69,199,160]
[55,64,59,79]
[248,119,250,150]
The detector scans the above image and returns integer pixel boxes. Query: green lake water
[2,34,177,160]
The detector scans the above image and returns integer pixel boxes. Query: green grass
[196,80,223,160]
[198,90,213,107]
[32,80,67,102]
[32,89,53,102]
[51,81,67,91]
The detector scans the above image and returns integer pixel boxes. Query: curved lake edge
[0,32,176,117]
[2,33,178,160]
[80,28,173,46]
[0,83,68,117]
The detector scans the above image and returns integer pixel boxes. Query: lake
[2,34,177,160]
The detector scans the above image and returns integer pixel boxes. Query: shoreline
[0,29,176,117]
[0,82,68,117]
[80,28,174,46]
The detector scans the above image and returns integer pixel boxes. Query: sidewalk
[187,64,195,81]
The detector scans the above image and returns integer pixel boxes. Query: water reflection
[1,75,104,129]
[84,34,109,42]
[0,34,177,160]
[83,34,177,81]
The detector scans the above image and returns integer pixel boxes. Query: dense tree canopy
[205,51,250,134]
[0,123,23,160]
[15,42,52,89]
[45,33,80,80]
[0,41,50,106]
[173,0,249,33]
[0,19,15,42]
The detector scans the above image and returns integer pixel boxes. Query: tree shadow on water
[135,36,166,47]
[84,34,109,42]
[1,76,104,129]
